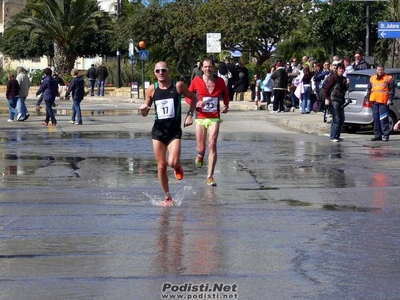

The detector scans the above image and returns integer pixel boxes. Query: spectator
[343,56,354,77]
[53,72,65,102]
[217,61,229,86]
[35,74,46,109]
[234,62,249,101]
[249,74,261,102]
[6,73,19,123]
[97,62,108,96]
[225,57,237,101]
[324,63,350,142]
[353,51,369,70]
[86,64,97,96]
[292,57,303,71]
[16,66,30,121]
[262,69,273,108]
[301,65,314,114]
[65,69,85,125]
[271,59,288,113]
[302,55,309,67]
[191,61,203,82]
[36,68,58,126]
[314,61,331,112]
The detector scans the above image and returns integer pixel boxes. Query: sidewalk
[26,94,331,135]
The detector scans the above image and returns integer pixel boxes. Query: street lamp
[116,0,121,88]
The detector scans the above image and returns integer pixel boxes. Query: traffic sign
[139,50,149,60]
[378,22,400,38]
[129,40,134,58]
[206,33,221,53]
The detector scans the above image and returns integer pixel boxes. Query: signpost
[378,22,400,68]
[139,50,149,61]
[139,50,149,99]
[206,33,221,54]
[378,22,400,38]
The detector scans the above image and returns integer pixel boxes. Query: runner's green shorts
[195,118,223,129]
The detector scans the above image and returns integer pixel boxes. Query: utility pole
[330,0,336,57]
[116,0,121,88]
[365,1,372,57]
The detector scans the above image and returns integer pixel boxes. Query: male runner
[140,61,197,206]
[186,58,230,186]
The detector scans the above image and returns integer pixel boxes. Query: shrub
[28,69,44,86]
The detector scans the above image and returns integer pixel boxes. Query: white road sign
[206,33,221,53]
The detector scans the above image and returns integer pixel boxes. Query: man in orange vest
[366,65,395,141]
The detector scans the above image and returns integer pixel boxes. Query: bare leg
[152,140,169,197]
[207,121,220,177]
[196,123,207,157]
[167,138,182,170]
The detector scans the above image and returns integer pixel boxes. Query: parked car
[344,68,400,132]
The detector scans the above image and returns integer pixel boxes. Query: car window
[391,73,400,89]
[347,74,370,91]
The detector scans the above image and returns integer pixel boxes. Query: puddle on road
[322,204,386,213]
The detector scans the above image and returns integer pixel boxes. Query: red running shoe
[174,165,184,180]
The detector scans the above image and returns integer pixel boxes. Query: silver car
[344,68,400,132]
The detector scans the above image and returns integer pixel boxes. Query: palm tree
[9,0,112,76]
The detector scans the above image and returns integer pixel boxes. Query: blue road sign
[378,22,400,38]
[139,50,149,60]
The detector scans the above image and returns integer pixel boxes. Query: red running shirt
[186,76,230,119]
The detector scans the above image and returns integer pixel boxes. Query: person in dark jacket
[271,59,288,113]
[190,61,203,82]
[86,64,97,96]
[353,51,369,70]
[53,72,65,102]
[225,57,237,101]
[36,68,58,126]
[324,63,350,142]
[65,69,85,125]
[96,62,108,96]
[6,73,20,122]
[234,62,249,101]
[53,73,65,86]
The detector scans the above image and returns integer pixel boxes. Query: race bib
[202,97,218,112]
[155,98,175,119]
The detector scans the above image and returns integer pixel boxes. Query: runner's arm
[140,84,154,117]
[177,81,196,127]
[177,81,197,114]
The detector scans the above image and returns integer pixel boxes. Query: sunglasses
[155,68,168,74]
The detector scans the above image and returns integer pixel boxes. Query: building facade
[0,0,114,72]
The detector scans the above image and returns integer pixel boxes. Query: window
[347,74,369,91]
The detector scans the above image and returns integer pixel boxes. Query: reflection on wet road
[0,119,400,299]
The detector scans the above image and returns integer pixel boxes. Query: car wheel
[343,124,361,133]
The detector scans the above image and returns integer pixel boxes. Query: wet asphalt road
[0,103,400,300]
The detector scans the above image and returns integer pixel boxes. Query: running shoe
[69,120,75,124]
[42,121,48,126]
[161,195,173,207]
[207,176,217,186]
[195,155,203,168]
[174,165,184,180]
